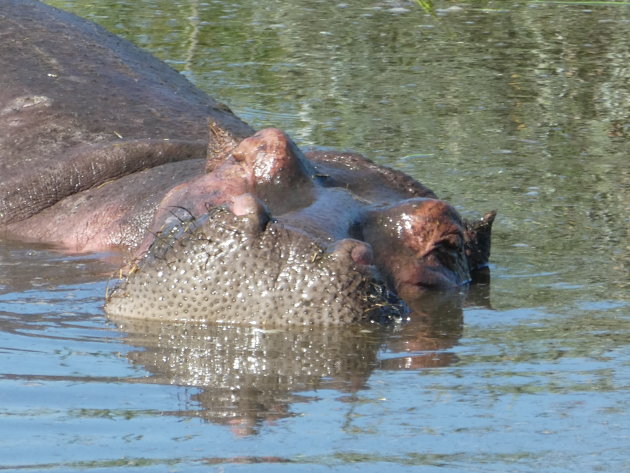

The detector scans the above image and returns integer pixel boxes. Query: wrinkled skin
[1,1,495,326]
[0,0,252,249]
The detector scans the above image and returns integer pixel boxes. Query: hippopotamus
[0,0,495,326]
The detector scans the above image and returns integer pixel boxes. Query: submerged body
[1,1,495,326]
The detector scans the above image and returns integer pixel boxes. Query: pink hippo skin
[1,1,495,326]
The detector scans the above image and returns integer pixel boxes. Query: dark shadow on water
[111,283,491,436]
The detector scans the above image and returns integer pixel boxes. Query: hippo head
[105,128,495,326]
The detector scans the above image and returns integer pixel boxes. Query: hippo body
[0,0,252,249]
[1,1,495,326]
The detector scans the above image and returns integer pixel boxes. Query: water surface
[1,1,628,471]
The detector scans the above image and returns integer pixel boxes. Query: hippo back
[0,0,253,224]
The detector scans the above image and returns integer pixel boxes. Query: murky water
[1,1,629,471]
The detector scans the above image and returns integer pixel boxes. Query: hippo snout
[106,205,408,326]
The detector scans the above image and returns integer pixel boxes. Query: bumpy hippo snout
[105,206,408,326]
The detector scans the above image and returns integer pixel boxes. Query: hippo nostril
[227,193,271,231]
[350,243,374,266]
[230,193,263,217]
[328,239,374,266]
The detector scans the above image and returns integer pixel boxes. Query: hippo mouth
[105,204,410,326]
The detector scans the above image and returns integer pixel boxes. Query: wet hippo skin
[0,0,251,230]
[0,1,495,326]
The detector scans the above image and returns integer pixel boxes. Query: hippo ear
[464,210,496,272]
[206,120,247,171]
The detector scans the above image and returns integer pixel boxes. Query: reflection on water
[112,289,475,436]
[2,0,629,471]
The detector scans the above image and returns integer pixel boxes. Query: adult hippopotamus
[0,0,495,326]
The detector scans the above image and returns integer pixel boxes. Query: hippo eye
[432,234,464,263]
[438,234,463,251]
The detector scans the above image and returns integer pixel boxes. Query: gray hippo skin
[0,0,252,249]
[0,1,495,326]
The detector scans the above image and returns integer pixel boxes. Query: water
[1,0,629,471]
